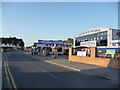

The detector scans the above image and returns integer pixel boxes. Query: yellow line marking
[45,60,80,71]
[6,58,17,89]
[4,61,12,89]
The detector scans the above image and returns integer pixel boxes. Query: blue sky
[2,2,118,46]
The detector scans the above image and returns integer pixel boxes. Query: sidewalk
[25,54,119,83]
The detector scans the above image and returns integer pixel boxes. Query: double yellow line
[4,55,17,90]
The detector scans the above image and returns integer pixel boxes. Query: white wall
[0,52,2,89]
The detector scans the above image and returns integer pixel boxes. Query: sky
[2,2,118,46]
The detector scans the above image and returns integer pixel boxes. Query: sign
[80,41,96,47]
[79,29,101,36]
[106,49,116,54]
[38,40,63,44]
[77,51,86,56]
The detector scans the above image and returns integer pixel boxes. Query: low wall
[69,55,120,69]
[69,48,120,69]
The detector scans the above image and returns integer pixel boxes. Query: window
[57,48,62,52]
[85,39,88,41]
[104,36,107,39]
[100,37,103,39]
[97,33,101,36]
[103,32,107,35]
[101,33,104,35]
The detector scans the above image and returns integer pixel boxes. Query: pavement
[25,53,119,83]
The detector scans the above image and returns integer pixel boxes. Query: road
[2,52,118,88]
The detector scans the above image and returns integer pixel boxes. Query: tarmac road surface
[2,52,118,88]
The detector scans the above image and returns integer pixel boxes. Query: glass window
[57,48,62,52]
[104,32,107,35]
[97,33,101,36]
[112,30,120,40]
[101,33,104,35]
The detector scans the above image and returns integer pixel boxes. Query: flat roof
[74,28,110,38]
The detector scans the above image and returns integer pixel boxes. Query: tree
[0,37,25,49]
[58,40,63,41]
[66,38,73,44]
[18,39,25,48]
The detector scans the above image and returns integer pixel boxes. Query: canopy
[51,46,59,49]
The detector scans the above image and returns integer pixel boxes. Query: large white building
[73,28,120,59]
[73,28,120,48]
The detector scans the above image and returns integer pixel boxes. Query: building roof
[74,28,110,38]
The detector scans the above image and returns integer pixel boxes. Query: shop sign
[77,51,86,56]
[38,40,63,44]
[79,29,101,36]
[106,49,116,54]
[80,41,96,47]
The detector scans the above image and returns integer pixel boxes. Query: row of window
[75,40,107,46]
[75,31,107,42]
[45,44,71,47]
[97,32,107,36]
[75,36,106,42]
[112,43,120,46]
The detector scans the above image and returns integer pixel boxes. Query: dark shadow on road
[80,68,119,82]
[2,64,119,88]
[2,52,119,88]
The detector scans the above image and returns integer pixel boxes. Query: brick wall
[69,47,120,69]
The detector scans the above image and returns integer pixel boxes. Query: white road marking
[29,62,60,80]
[37,67,59,79]
[45,60,80,72]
